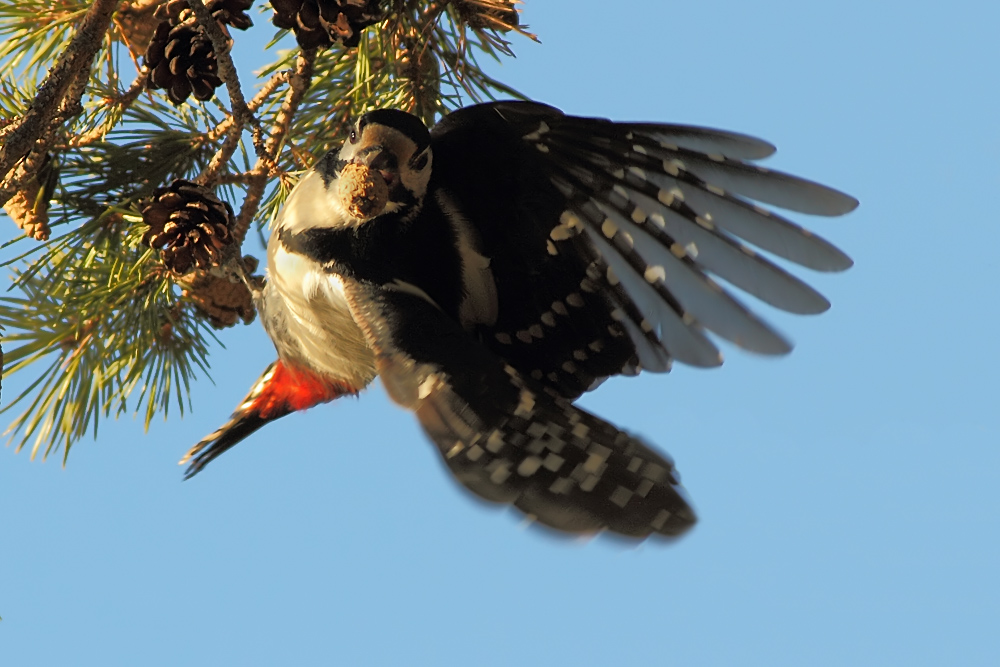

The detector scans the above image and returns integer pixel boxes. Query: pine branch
[0,0,534,463]
[0,0,119,206]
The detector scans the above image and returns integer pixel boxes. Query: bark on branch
[0,0,120,207]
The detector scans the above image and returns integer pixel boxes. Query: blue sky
[3,1,999,665]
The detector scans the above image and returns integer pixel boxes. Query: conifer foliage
[0,0,532,462]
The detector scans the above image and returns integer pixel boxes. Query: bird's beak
[357,146,399,192]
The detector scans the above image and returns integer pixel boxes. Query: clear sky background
[2,1,998,665]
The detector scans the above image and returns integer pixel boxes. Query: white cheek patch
[401,149,432,199]
[274,171,354,231]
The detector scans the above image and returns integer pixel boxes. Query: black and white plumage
[181,101,857,540]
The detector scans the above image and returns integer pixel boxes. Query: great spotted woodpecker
[180,102,857,540]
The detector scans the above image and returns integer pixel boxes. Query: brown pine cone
[3,153,57,241]
[141,180,235,275]
[144,0,252,105]
[207,0,254,30]
[270,0,384,49]
[180,255,259,329]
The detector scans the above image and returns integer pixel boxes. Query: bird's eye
[411,152,428,171]
[349,128,358,144]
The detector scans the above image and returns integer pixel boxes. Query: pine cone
[116,0,162,62]
[3,153,57,241]
[269,0,384,49]
[144,0,253,105]
[141,180,234,275]
[208,0,254,30]
[180,256,259,329]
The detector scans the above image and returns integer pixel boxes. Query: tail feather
[180,410,280,479]
[181,360,357,478]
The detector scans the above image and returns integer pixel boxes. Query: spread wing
[429,101,857,398]
[340,279,696,540]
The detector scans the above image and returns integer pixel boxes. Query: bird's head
[325,109,433,224]
[273,109,433,234]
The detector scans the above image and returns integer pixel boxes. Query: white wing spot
[670,243,686,258]
[610,308,625,322]
[685,242,699,258]
[560,210,582,228]
[631,207,647,224]
[517,456,543,477]
[651,509,673,531]
[632,144,648,156]
[572,349,587,361]
[466,444,485,461]
[550,225,574,241]
[640,319,654,333]
[642,462,669,483]
[571,423,590,439]
[529,324,544,339]
[541,312,556,327]
[706,183,726,197]
[546,240,558,256]
[606,267,620,286]
[643,265,666,283]
[601,218,618,239]
[552,300,569,316]
[610,486,633,508]
[495,332,512,345]
[489,461,512,484]
[522,121,550,141]
[535,143,550,153]
[628,166,647,181]
[549,477,574,494]
[566,292,585,308]
[543,453,565,472]
[514,390,536,418]
[707,153,726,162]
[516,330,533,344]
[636,479,654,497]
[561,360,577,374]
[695,215,715,230]
[446,442,464,459]
[588,339,604,352]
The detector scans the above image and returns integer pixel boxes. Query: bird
[179,101,857,540]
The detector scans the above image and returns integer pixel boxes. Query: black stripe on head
[315,150,350,185]
[360,109,431,153]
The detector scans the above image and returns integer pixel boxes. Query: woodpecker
[180,102,857,540]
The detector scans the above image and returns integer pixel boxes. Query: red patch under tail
[180,360,357,478]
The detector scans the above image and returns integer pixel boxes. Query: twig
[231,49,317,247]
[67,71,149,148]
[0,0,119,207]
[186,0,265,157]
[198,70,292,185]
[204,71,291,143]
